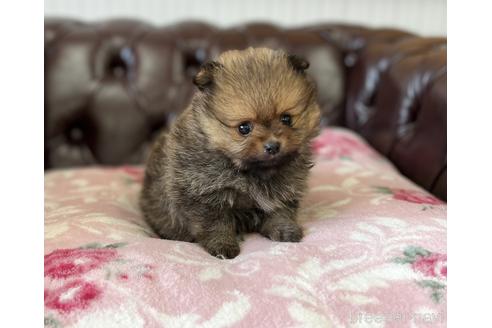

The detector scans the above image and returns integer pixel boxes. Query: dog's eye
[238,122,253,135]
[280,114,292,126]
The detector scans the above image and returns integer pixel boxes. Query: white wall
[45,0,446,36]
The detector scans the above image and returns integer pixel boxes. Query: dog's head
[193,48,321,170]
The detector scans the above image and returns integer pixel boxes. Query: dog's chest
[232,180,294,213]
[233,192,257,209]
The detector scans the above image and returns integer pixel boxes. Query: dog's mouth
[241,151,298,171]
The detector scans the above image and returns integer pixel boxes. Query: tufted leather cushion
[344,36,446,199]
[44,19,446,200]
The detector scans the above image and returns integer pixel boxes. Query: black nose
[264,141,280,155]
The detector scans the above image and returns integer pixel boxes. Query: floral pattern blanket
[45,128,447,328]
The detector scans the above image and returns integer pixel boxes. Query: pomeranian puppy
[140,48,320,259]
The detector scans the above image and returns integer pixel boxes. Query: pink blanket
[45,127,446,327]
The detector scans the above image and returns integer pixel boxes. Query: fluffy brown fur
[140,48,321,259]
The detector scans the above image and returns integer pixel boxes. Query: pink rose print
[44,243,156,324]
[45,279,102,313]
[375,187,444,206]
[412,253,447,280]
[121,165,144,183]
[45,248,117,279]
[118,273,129,281]
[312,130,374,160]
[394,246,447,303]
[392,189,444,205]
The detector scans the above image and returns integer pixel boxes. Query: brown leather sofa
[45,19,446,200]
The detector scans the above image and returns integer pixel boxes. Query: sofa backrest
[44,19,446,199]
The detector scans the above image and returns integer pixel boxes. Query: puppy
[140,48,321,259]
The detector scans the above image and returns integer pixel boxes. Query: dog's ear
[193,61,223,91]
[287,54,310,73]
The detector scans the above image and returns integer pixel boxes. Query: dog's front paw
[262,221,303,242]
[201,239,240,259]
